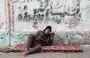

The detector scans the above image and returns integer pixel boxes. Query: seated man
[22,26,54,56]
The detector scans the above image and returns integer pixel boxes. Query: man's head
[44,26,52,34]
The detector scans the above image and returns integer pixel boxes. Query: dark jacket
[26,30,54,49]
[35,31,54,46]
[25,30,54,54]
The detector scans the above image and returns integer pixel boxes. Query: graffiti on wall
[0,0,90,46]
[12,0,81,31]
[9,0,90,45]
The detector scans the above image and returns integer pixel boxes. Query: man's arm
[47,33,55,46]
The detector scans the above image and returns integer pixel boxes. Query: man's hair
[44,26,52,32]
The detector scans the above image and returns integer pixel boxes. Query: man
[22,26,54,56]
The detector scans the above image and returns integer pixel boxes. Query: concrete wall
[0,0,90,46]
[0,0,9,47]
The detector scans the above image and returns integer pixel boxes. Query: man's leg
[27,44,42,54]
[22,34,35,56]
[25,34,35,50]
[22,34,42,56]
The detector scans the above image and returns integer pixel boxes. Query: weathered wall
[0,0,9,47]
[0,0,90,46]
[11,0,90,31]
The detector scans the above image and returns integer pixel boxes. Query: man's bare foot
[22,48,32,56]
[22,51,29,56]
[22,52,27,56]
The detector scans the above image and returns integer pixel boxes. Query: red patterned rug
[42,44,83,52]
[10,44,83,53]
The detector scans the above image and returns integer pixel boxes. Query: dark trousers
[25,34,42,54]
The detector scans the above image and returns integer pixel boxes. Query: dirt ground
[0,45,90,58]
